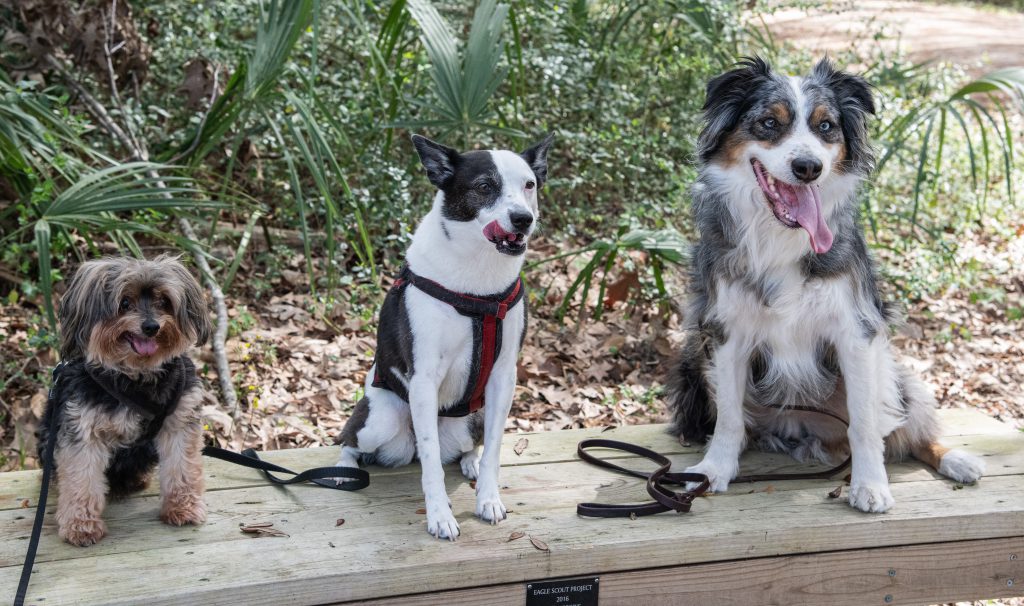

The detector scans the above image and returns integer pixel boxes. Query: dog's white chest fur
[402,287,525,410]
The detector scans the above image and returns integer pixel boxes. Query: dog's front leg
[156,388,207,526]
[839,337,894,512]
[474,368,515,525]
[54,432,113,546]
[685,336,750,492]
[409,374,459,541]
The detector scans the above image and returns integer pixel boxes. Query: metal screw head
[1008,579,1015,587]
[1011,554,1018,561]
[888,568,896,577]
[884,594,893,603]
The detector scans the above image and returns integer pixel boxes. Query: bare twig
[101,0,143,154]
[44,52,240,419]
[178,217,239,418]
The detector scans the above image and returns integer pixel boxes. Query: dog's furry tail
[666,334,715,442]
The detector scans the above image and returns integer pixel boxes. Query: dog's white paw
[939,449,986,484]
[460,450,481,481]
[426,504,460,541]
[334,450,362,486]
[475,489,507,525]
[684,457,738,492]
[848,481,895,513]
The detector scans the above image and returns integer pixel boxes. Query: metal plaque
[525,576,599,606]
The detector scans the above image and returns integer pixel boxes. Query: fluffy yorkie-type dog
[36,256,212,546]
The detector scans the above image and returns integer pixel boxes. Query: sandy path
[763,0,1024,74]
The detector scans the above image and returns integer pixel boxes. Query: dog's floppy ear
[58,259,118,360]
[411,134,459,189]
[813,57,876,172]
[520,133,554,187]
[697,56,773,162]
[156,255,211,347]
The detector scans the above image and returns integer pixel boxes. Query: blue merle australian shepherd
[667,57,985,512]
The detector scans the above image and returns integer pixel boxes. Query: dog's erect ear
[161,256,212,347]
[813,57,875,116]
[812,57,876,172]
[520,133,554,187]
[58,260,118,360]
[697,56,773,162]
[411,134,460,189]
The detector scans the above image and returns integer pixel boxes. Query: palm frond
[404,0,515,144]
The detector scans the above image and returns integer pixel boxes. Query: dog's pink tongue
[132,336,158,356]
[791,184,833,254]
[483,220,510,241]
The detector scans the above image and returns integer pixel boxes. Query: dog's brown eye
[476,182,493,194]
[525,180,536,190]
[119,297,131,312]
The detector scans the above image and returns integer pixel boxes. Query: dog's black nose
[141,319,160,337]
[791,157,823,183]
[509,211,533,231]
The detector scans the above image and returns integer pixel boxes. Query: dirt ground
[763,0,1024,74]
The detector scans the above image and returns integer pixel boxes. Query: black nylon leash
[576,404,852,518]
[15,362,65,606]
[201,446,369,490]
[14,361,368,606]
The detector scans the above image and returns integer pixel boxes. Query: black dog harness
[371,266,525,417]
[16,359,368,606]
[15,358,192,606]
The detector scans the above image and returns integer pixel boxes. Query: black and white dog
[335,134,552,540]
[667,57,985,513]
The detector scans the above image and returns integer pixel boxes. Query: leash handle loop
[576,404,852,519]
[576,438,710,518]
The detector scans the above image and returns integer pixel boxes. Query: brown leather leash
[576,405,852,518]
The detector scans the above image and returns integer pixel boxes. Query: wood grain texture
[345,536,1024,606]
[0,409,1007,510]
[0,410,1019,606]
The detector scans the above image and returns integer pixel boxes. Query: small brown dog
[36,255,211,546]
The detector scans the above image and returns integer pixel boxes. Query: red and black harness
[372,266,525,417]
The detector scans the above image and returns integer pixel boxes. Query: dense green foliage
[0,0,1021,330]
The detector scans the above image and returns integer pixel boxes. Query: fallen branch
[45,52,240,419]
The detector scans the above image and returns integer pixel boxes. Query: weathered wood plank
[344,536,1024,606]
[0,422,694,511]
[1,470,1021,605]
[0,409,1009,511]
[0,430,1018,569]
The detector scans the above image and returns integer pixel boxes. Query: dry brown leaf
[240,522,289,538]
[335,518,345,527]
[507,531,526,542]
[415,508,426,514]
[529,536,550,552]
[764,485,775,494]
[513,437,529,456]
[828,485,842,499]
[603,271,640,309]
[20,499,29,508]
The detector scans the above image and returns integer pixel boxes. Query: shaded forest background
[0,0,1022,474]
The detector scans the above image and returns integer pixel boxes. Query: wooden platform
[2,409,1022,606]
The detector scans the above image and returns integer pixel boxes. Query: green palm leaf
[403,0,522,144]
